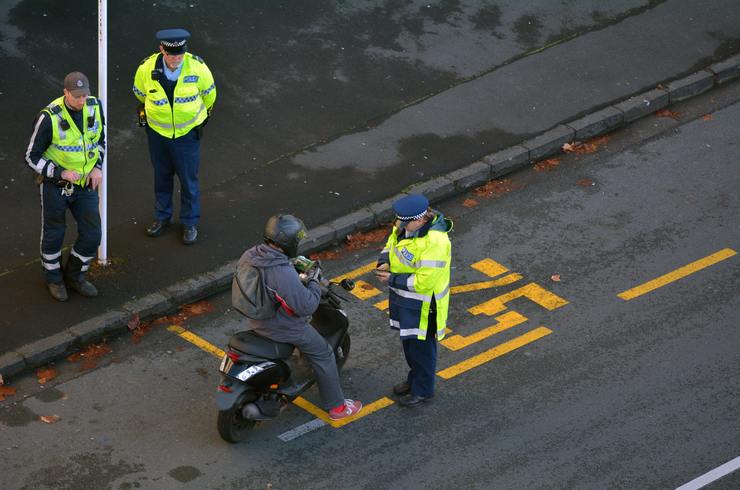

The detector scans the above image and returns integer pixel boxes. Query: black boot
[64,255,98,298]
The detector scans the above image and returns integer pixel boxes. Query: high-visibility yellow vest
[385,215,452,340]
[133,52,217,138]
[41,95,103,187]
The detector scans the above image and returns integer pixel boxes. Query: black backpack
[232,261,277,320]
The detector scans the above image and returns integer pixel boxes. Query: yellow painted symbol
[617,248,737,300]
[441,310,528,351]
[469,282,569,317]
[437,326,553,379]
[350,280,382,300]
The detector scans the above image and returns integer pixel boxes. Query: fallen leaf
[534,158,560,172]
[702,114,712,121]
[473,179,515,197]
[182,300,214,317]
[561,142,577,153]
[67,343,112,371]
[127,313,141,331]
[551,274,561,282]
[346,227,389,251]
[655,109,681,120]
[309,249,341,261]
[40,415,61,424]
[577,179,595,186]
[37,367,58,384]
[0,385,17,401]
[462,198,479,208]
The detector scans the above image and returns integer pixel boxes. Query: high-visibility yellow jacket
[41,95,103,187]
[379,213,453,340]
[133,52,216,138]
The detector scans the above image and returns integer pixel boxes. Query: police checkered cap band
[161,39,186,47]
[396,210,427,221]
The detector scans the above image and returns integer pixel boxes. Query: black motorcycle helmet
[264,214,307,258]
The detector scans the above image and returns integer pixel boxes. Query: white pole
[97,0,109,265]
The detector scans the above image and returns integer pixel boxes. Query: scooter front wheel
[217,392,258,443]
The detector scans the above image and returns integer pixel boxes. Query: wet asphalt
[0,77,738,489]
[1,2,739,353]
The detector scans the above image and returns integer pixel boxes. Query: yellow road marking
[351,280,382,300]
[450,273,523,294]
[374,298,389,311]
[167,325,225,358]
[167,324,391,427]
[437,326,553,379]
[292,396,395,428]
[617,248,738,300]
[471,258,509,278]
[469,283,569,316]
[331,261,376,282]
[441,311,528,351]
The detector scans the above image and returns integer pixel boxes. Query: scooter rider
[238,214,362,421]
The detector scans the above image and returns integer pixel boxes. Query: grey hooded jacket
[238,243,321,344]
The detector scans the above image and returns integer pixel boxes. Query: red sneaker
[329,399,363,420]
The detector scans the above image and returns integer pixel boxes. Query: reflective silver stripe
[400,328,422,337]
[42,251,62,260]
[417,260,447,268]
[389,286,431,302]
[43,262,61,270]
[81,264,90,272]
[148,117,174,130]
[72,249,94,263]
[25,114,47,172]
[393,247,415,267]
[56,114,66,140]
[435,285,450,300]
[406,275,416,292]
[389,319,401,328]
[174,103,205,129]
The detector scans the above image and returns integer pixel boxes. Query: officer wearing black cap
[375,194,453,407]
[133,28,217,244]
[25,72,106,301]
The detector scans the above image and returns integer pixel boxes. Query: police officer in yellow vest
[24,72,105,302]
[133,28,216,244]
[375,194,452,407]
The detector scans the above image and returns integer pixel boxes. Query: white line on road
[675,455,740,490]
[277,418,327,442]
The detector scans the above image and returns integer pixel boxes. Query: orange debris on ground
[655,108,682,120]
[534,158,560,172]
[462,198,479,208]
[0,385,17,401]
[473,178,515,197]
[67,343,113,371]
[562,135,611,155]
[36,367,59,384]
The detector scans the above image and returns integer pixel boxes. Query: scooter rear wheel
[335,334,351,370]
[217,391,258,443]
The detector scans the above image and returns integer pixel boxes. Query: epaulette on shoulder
[139,55,153,65]
[86,97,97,106]
[191,54,204,64]
[47,104,62,115]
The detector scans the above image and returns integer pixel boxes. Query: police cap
[156,28,190,55]
[393,194,429,221]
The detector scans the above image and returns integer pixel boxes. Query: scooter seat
[228,331,294,360]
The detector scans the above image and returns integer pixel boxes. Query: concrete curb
[2,55,739,381]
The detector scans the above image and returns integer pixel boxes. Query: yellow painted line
[374,298,389,311]
[617,248,738,300]
[437,326,553,379]
[450,273,523,294]
[471,258,509,278]
[441,311,528,351]
[293,396,395,428]
[351,280,382,300]
[469,283,569,317]
[167,325,225,358]
[331,261,376,283]
[167,324,393,427]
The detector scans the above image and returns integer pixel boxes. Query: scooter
[215,263,355,443]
